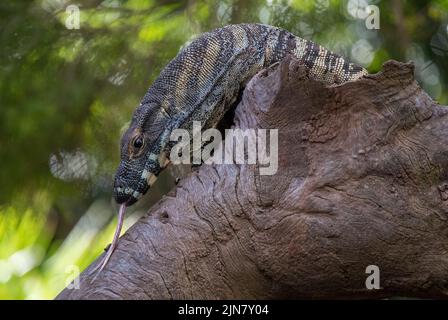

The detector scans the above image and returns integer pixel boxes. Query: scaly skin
[114,23,367,205]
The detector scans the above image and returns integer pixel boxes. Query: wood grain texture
[57,57,448,299]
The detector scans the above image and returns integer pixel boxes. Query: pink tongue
[91,203,127,282]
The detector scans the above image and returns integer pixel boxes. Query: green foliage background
[0,0,447,299]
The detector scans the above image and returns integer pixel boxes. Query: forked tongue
[91,203,127,282]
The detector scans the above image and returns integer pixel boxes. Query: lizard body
[114,23,367,206]
[90,23,368,279]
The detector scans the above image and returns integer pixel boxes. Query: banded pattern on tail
[261,23,367,84]
[292,37,368,83]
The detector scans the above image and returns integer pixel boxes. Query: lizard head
[113,102,171,206]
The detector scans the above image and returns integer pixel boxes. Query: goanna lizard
[91,23,368,278]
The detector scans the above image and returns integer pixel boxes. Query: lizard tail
[263,25,367,84]
[291,36,368,84]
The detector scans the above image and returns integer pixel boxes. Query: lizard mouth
[113,187,143,206]
[124,196,138,206]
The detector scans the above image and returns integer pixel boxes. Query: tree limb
[57,56,448,299]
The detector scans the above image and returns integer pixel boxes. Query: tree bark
[57,56,448,299]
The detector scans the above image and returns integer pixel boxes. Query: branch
[57,56,448,299]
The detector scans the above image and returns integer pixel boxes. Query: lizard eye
[133,136,144,149]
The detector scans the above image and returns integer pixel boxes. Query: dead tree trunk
[57,57,448,299]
